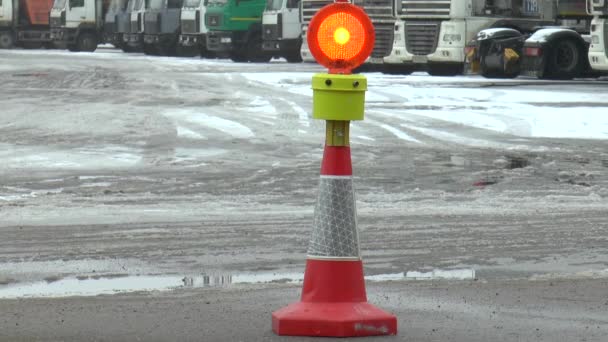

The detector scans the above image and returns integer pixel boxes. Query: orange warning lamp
[307,2,375,74]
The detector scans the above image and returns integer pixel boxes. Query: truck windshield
[53,0,67,9]
[133,0,144,10]
[183,0,200,7]
[146,0,164,9]
[266,0,282,11]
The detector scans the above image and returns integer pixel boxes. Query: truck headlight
[443,34,462,42]
[592,35,600,44]
[220,37,231,43]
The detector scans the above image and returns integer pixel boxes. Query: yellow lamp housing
[312,73,367,121]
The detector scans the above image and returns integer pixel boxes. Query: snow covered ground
[0,48,607,290]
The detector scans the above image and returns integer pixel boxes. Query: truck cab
[104,0,129,48]
[50,0,107,52]
[142,0,183,55]
[1,0,54,49]
[0,0,18,48]
[178,0,209,56]
[205,0,271,62]
[588,0,608,71]
[123,0,144,49]
[384,0,561,75]
[262,0,302,62]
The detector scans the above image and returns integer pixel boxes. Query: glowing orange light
[307,3,375,73]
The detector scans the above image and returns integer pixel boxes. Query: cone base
[272,301,397,337]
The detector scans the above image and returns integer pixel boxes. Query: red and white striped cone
[272,144,398,337]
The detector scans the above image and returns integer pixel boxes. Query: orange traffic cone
[272,142,398,337]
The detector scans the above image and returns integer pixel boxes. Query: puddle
[0,268,475,299]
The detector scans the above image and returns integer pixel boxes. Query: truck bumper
[50,28,76,43]
[206,31,233,52]
[17,30,52,42]
[384,45,465,67]
[143,34,160,44]
[588,51,608,71]
[179,34,204,47]
[104,33,123,46]
[124,33,142,45]
[520,54,544,78]
[262,39,299,52]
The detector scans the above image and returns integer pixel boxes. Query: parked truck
[465,1,596,79]
[178,0,210,56]
[300,0,396,71]
[142,0,183,55]
[205,0,271,62]
[0,0,53,49]
[261,0,302,62]
[382,0,590,76]
[103,0,129,49]
[123,0,144,50]
[50,0,110,51]
[588,0,608,71]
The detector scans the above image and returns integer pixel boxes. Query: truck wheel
[246,35,271,63]
[22,42,44,49]
[381,64,414,75]
[230,51,248,62]
[67,44,80,52]
[77,33,98,52]
[143,43,158,55]
[428,64,463,76]
[200,46,216,59]
[0,31,15,49]
[285,51,302,63]
[177,45,199,57]
[544,39,582,80]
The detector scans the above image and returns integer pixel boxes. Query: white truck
[383,0,592,76]
[262,0,302,62]
[588,0,608,71]
[0,0,54,49]
[178,0,209,57]
[50,0,108,52]
[123,0,144,50]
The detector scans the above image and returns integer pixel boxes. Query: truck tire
[177,45,199,57]
[543,39,582,80]
[380,64,413,75]
[143,43,158,55]
[67,44,80,52]
[77,33,98,52]
[0,31,15,49]
[246,34,271,63]
[230,50,248,62]
[285,51,303,63]
[428,64,464,76]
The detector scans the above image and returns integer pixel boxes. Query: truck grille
[301,0,332,25]
[50,17,63,28]
[398,0,451,19]
[144,12,160,34]
[182,19,197,34]
[405,21,440,55]
[206,14,222,27]
[356,0,394,58]
[589,0,608,15]
[263,24,280,40]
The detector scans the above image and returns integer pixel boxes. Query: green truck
[205,0,271,62]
